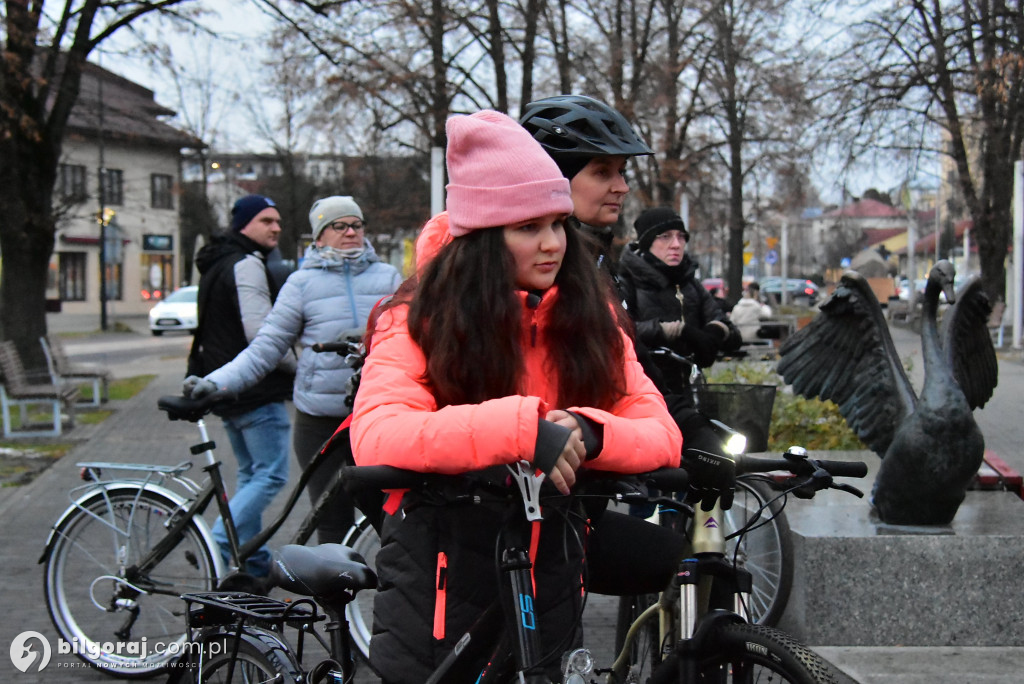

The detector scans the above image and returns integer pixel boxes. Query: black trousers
[292,410,355,544]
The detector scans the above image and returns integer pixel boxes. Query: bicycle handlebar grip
[813,460,868,478]
[734,454,867,479]
[312,340,359,354]
[636,467,691,492]
[339,465,434,491]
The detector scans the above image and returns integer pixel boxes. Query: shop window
[141,254,174,300]
[59,252,87,301]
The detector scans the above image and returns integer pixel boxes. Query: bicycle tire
[342,516,379,663]
[198,629,303,683]
[687,622,838,683]
[724,477,793,626]
[43,487,219,677]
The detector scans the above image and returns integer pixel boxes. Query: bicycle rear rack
[182,592,324,631]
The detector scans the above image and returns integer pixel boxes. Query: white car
[148,285,198,336]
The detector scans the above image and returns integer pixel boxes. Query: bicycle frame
[606,497,753,683]
[42,412,351,592]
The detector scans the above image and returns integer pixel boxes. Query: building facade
[47,62,203,316]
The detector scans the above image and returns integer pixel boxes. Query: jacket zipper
[433,551,448,640]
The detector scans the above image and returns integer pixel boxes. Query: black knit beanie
[634,207,689,253]
[231,195,276,232]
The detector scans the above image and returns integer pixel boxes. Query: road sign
[765,249,778,265]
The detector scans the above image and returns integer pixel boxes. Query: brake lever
[791,468,833,499]
[832,482,864,498]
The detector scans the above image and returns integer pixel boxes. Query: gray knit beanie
[309,196,364,240]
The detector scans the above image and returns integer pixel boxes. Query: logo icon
[10,631,51,672]
[703,517,719,529]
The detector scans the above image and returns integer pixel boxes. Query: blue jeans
[212,401,290,577]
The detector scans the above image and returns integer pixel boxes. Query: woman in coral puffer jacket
[350,110,683,684]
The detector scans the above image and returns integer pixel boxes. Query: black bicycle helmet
[520,94,653,162]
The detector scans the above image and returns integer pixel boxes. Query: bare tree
[0,0,199,363]
[826,0,1023,302]
[694,0,817,301]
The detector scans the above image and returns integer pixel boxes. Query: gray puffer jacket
[206,242,403,417]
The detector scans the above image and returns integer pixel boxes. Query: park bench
[40,334,110,406]
[0,340,79,438]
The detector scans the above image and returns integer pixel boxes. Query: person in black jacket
[618,207,742,392]
[617,207,743,512]
[186,194,296,577]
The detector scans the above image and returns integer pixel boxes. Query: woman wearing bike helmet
[519,94,652,268]
[521,98,739,514]
[351,110,682,683]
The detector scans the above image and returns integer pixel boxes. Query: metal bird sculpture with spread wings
[777,260,998,525]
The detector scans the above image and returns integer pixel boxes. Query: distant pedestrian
[185,194,295,578]
[730,281,772,343]
[185,196,402,544]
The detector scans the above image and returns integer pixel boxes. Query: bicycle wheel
[342,516,379,662]
[614,593,663,683]
[44,487,219,677]
[723,477,793,626]
[198,630,302,683]
[691,622,838,683]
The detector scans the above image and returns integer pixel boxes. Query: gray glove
[183,375,218,399]
[660,320,686,340]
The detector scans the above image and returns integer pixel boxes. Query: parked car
[701,277,725,295]
[760,277,820,306]
[148,285,198,336]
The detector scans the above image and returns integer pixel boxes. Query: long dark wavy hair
[399,223,628,410]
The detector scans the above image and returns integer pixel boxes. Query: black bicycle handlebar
[339,452,867,500]
[734,454,868,479]
[311,340,362,354]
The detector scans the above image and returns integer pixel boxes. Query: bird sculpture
[776,260,998,525]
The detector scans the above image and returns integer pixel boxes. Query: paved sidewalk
[2,317,1023,682]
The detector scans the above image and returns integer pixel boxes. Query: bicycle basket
[694,384,776,452]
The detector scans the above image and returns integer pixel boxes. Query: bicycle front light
[709,419,747,455]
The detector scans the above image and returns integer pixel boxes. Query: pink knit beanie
[445,110,574,237]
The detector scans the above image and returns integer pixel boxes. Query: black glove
[680,326,719,368]
[679,411,736,510]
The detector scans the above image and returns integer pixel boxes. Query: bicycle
[184,449,866,684]
[39,341,369,677]
[640,347,792,627]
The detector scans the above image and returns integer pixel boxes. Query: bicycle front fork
[677,555,752,640]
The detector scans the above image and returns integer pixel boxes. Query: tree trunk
[0,139,59,369]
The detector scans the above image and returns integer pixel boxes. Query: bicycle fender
[686,609,746,652]
[201,626,303,681]
[38,483,226,579]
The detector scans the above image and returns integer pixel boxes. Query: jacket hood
[301,238,382,274]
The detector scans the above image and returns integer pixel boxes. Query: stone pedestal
[777,475,1024,646]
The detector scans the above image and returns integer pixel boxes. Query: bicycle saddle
[270,544,377,602]
[157,390,236,422]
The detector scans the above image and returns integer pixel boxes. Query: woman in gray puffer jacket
[195,196,402,543]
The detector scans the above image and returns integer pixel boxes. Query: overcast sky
[92,1,924,205]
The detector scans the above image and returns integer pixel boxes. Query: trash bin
[695,384,777,453]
